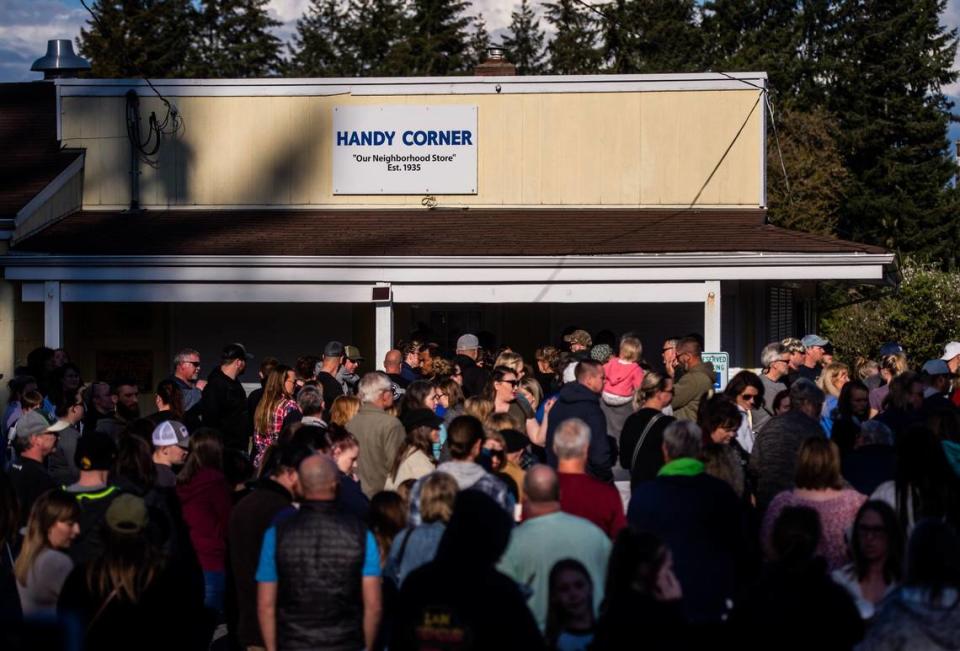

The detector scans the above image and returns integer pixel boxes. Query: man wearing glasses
[759,342,791,417]
[9,410,61,526]
[171,348,203,413]
[670,337,715,422]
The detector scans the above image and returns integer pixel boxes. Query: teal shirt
[497,511,611,631]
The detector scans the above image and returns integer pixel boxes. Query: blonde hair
[419,472,458,523]
[619,336,642,363]
[519,377,543,410]
[254,366,294,436]
[15,490,80,586]
[817,362,850,398]
[464,397,494,423]
[880,353,909,378]
[487,411,521,432]
[856,357,879,381]
[634,371,669,410]
[330,395,361,426]
[494,351,524,375]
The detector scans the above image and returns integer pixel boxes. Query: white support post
[44,281,62,349]
[704,280,721,352]
[374,284,393,371]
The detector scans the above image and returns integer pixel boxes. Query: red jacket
[177,467,232,572]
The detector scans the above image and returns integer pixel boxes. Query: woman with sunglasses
[482,366,527,431]
[723,370,765,454]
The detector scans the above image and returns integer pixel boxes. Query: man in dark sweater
[627,420,745,624]
[201,343,253,453]
[749,379,826,510]
[545,360,615,483]
[228,441,310,651]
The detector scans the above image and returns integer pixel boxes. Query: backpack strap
[631,414,664,472]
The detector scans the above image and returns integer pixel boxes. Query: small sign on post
[702,352,730,391]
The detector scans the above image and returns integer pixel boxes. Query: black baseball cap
[222,342,254,362]
[75,430,118,472]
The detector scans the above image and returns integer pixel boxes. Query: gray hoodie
[857,588,960,651]
[407,461,514,526]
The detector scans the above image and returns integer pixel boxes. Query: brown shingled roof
[0,82,82,219]
[11,208,888,256]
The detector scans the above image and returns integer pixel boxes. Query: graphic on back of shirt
[415,605,472,650]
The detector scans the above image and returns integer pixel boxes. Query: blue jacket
[545,382,615,482]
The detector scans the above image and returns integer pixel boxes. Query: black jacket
[275,500,367,651]
[201,367,251,451]
[228,478,294,647]
[454,355,490,400]
[391,491,544,651]
[627,471,746,623]
[545,382,615,482]
[620,408,675,486]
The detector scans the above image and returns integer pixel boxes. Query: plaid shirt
[253,398,300,466]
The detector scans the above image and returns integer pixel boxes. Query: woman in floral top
[761,437,867,570]
[252,365,300,466]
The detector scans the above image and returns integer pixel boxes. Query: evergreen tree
[341,0,407,75]
[466,16,491,69]
[502,0,545,74]
[195,0,283,77]
[602,0,703,73]
[543,0,602,74]
[391,0,473,75]
[824,0,958,261]
[700,0,803,100]
[290,0,352,76]
[77,0,198,78]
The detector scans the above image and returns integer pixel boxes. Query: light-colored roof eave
[0,251,894,269]
[52,72,768,97]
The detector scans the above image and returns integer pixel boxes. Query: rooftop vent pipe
[31,40,91,79]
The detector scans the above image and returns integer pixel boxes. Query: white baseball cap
[941,342,960,361]
[151,420,190,449]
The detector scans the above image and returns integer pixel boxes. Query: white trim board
[22,281,714,304]
[14,153,84,227]
[4,263,890,283]
[55,72,768,98]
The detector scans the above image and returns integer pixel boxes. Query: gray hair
[173,348,200,366]
[358,371,391,403]
[760,342,786,369]
[663,420,703,460]
[297,385,324,416]
[552,418,591,460]
[859,420,894,447]
[789,378,824,412]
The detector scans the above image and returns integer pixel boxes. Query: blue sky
[3,0,960,147]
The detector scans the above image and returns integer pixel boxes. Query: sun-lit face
[48,519,80,550]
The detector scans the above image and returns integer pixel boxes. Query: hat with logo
[922,359,955,377]
[400,408,443,432]
[222,342,254,362]
[105,494,149,535]
[14,411,54,440]
[344,345,364,362]
[879,342,904,357]
[456,334,480,351]
[801,334,829,348]
[324,341,345,358]
[564,329,593,348]
[74,430,117,471]
[152,420,190,449]
[941,342,960,361]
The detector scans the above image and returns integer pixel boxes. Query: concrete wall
[62,89,764,210]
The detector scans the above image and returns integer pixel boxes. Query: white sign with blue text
[332,105,478,195]
[702,352,730,391]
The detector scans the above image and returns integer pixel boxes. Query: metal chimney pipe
[31,40,91,79]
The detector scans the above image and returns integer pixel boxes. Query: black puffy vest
[275,500,367,650]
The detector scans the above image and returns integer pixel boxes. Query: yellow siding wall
[62,89,763,209]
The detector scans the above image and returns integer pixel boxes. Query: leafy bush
[821,260,960,366]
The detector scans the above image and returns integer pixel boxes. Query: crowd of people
[1,329,960,650]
